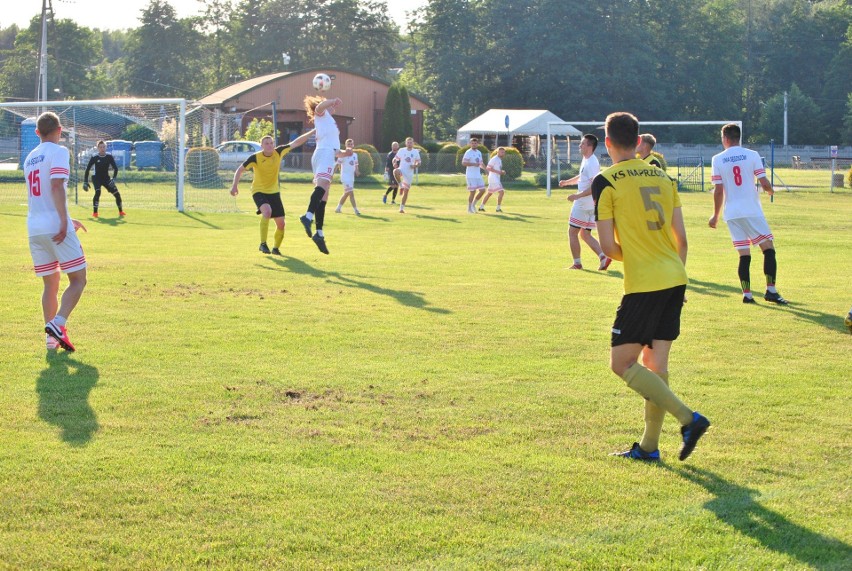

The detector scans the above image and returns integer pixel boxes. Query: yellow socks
[259,217,270,244]
[274,228,284,249]
[639,371,668,452]
[623,364,692,426]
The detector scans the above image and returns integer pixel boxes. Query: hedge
[352,149,373,178]
[490,147,523,180]
[355,143,382,174]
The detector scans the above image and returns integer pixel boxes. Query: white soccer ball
[312,73,332,91]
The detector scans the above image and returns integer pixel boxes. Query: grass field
[1,175,850,569]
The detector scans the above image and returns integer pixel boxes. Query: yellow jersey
[243,145,292,194]
[592,158,687,294]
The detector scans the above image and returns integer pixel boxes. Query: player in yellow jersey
[636,133,663,168]
[591,112,710,462]
[230,130,314,255]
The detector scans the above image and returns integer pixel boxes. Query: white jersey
[24,141,71,237]
[337,154,358,182]
[395,148,421,174]
[462,148,484,176]
[487,155,503,185]
[711,145,766,220]
[314,109,340,150]
[574,153,600,209]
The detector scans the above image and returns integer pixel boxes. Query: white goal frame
[545,120,742,196]
[0,98,188,210]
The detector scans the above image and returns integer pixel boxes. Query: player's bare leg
[474,188,487,210]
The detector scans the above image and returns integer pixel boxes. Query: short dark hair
[605,112,639,150]
[582,134,598,151]
[36,112,61,138]
[721,123,741,144]
[97,140,106,147]
[639,133,656,149]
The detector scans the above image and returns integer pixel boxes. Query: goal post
[0,98,247,213]
[545,120,741,197]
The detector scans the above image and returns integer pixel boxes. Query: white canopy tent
[456,109,582,148]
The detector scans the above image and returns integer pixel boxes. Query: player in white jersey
[461,138,486,213]
[392,137,421,213]
[24,112,88,351]
[298,95,353,254]
[558,134,611,271]
[478,147,506,212]
[334,138,361,215]
[709,123,788,305]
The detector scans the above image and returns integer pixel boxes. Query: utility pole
[36,0,49,101]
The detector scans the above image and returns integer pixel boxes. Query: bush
[847,167,852,189]
[436,143,461,173]
[491,147,524,180]
[420,141,442,154]
[455,144,490,173]
[121,123,157,142]
[355,143,382,174]
[185,147,221,186]
[535,166,578,188]
[352,149,373,179]
[412,143,429,172]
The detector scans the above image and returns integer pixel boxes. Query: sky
[2,0,428,32]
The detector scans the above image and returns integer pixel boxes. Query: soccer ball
[312,73,332,91]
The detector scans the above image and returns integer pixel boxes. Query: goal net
[0,98,254,213]
[545,121,742,196]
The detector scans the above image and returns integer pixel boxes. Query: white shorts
[726,216,774,249]
[569,203,596,230]
[466,175,485,191]
[487,175,503,193]
[341,176,355,192]
[29,232,86,277]
[312,149,337,184]
[397,169,414,189]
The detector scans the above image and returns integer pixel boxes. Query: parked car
[215,141,262,170]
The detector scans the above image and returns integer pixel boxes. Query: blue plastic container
[106,140,133,168]
[19,118,39,169]
[135,140,164,169]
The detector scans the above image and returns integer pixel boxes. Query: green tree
[382,82,407,151]
[237,118,277,141]
[120,0,203,97]
[757,84,828,145]
[842,93,852,146]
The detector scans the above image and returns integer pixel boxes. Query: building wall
[215,70,428,152]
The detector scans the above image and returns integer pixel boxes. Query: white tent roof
[456,109,582,140]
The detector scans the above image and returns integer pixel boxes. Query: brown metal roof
[197,72,291,106]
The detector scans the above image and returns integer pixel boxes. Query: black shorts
[253,192,285,218]
[611,284,687,348]
[93,178,117,193]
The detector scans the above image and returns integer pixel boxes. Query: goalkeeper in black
[83,140,125,218]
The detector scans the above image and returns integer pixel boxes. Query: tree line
[2,0,851,145]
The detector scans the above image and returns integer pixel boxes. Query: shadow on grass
[412,213,462,224]
[91,215,127,227]
[36,351,99,446]
[688,277,847,333]
[670,465,852,568]
[340,213,391,222]
[271,256,451,314]
[180,211,223,230]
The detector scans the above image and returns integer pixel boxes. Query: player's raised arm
[287,129,316,150]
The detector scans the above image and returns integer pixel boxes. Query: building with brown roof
[197,67,430,152]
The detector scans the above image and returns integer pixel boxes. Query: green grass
[1,177,850,569]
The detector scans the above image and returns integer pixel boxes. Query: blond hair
[304,95,325,124]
